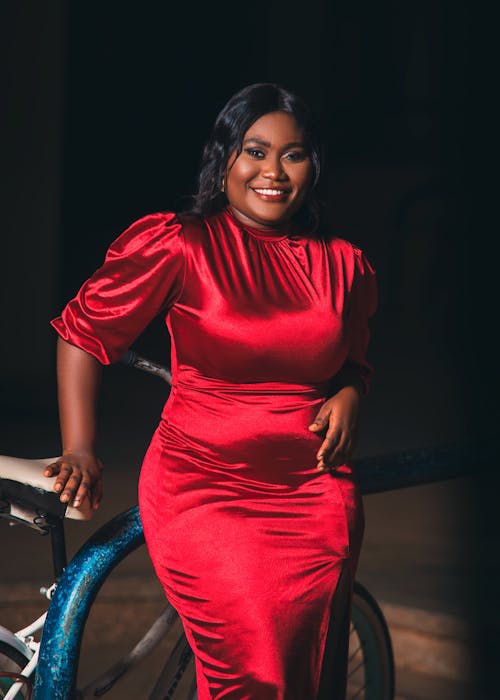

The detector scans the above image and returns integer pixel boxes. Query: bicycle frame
[33,507,144,700]
[0,503,191,700]
[0,620,40,700]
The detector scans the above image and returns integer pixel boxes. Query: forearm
[56,337,102,453]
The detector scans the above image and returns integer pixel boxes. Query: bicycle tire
[0,641,32,700]
[348,581,395,700]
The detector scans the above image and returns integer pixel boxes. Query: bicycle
[0,352,395,700]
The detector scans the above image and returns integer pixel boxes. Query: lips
[251,187,291,202]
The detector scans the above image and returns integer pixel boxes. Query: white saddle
[0,455,94,521]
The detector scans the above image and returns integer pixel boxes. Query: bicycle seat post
[47,515,68,580]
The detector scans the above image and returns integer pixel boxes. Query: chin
[252,206,295,228]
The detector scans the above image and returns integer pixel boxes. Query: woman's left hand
[308,386,362,471]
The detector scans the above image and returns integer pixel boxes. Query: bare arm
[44,337,104,509]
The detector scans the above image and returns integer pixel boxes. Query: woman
[47,83,377,699]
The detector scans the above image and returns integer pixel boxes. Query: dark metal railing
[356,441,490,495]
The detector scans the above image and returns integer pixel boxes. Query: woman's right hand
[44,450,103,510]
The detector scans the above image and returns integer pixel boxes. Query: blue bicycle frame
[33,507,144,700]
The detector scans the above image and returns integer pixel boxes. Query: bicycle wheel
[0,641,32,699]
[347,581,395,700]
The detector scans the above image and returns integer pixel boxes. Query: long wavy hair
[189,83,324,231]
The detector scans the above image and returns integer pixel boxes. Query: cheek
[298,163,314,189]
[290,166,313,201]
[227,162,256,190]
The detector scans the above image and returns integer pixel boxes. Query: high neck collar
[223,207,291,241]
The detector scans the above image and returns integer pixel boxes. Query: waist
[174,369,330,398]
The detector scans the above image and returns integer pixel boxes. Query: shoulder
[105,211,184,260]
[175,210,228,250]
[322,236,376,302]
[176,211,210,238]
[325,235,357,256]
[326,236,375,273]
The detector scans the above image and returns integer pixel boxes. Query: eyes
[243,147,308,163]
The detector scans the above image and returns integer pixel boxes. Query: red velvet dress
[51,207,377,700]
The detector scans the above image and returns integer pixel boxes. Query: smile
[251,188,291,201]
[253,188,287,195]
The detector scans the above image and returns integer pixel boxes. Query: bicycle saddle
[0,455,94,530]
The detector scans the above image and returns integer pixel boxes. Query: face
[225,111,313,229]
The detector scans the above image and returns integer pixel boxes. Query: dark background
[3,1,480,420]
[1,0,496,694]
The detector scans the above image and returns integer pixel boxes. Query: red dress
[51,207,377,700]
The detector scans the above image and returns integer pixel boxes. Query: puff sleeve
[343,247,378,394]
[50,212,185,365]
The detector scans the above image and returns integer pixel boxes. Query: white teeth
[254,188,287,196]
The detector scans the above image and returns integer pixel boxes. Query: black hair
[189,83,324,231]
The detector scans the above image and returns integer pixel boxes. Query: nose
[262,156,287,181]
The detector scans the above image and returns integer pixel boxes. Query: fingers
[308,405,345,471]
[308,410,330,433]
[45,455,103,509]
[311,391,360,472]
[72,476,92,508]
[54,462,82,503]
[43,461,61,477]
[316,425,352,472]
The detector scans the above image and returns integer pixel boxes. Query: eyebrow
[243,137,306,149]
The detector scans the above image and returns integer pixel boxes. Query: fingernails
[54,483,62,492]
[72,499,81,507]
[60,493,69,502]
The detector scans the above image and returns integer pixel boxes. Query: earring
[221,176,226,193]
